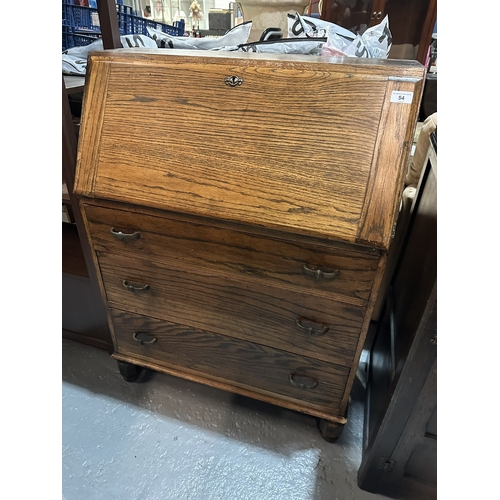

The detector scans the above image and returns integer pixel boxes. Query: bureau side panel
[357,77,424,249]
[74,59,111,198]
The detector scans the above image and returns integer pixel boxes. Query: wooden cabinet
[62,0,122,352]
[62,77,113,352]
[320,0,387,33]
[358,133,437,497]
[74,49,424,438]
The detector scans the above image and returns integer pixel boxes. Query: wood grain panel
[357,78,424,248]
[98,253,364,365]
[73,59,111,197]
[78,51,392,243]
[85,203,380,304]
[110,309,349,412]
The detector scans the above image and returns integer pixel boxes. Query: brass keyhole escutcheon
[225,75,243,87]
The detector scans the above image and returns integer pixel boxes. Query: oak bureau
[74,49,425,440]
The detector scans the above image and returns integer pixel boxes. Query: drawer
[98,253,365,366]
[110,309,350,413]
[85,203,380,305]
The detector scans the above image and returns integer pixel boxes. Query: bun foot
[318,418,346,442]
[117,360,142,382]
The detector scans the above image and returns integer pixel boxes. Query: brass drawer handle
[289,373,318,390]
[123,280,150,292]
[295,318,330,337]
[133,332,157,345]
[110,227,141,241]
[302,264,339,280]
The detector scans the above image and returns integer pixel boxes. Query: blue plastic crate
[62,4,98,33]
[116,4,134,34]
[62,25,99,52]
[62,2,133,33]
[62,1,184,51]
[129,15,185,36]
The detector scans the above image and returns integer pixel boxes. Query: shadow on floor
[63,339,382,500]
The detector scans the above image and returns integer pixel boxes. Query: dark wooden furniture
[320,0,437,65]
[358,133,437,497]
[73,50,424,439]
[62,0,122,352]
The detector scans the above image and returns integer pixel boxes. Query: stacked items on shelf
[62,1,185,51]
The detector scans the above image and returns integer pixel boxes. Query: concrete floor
[62,339,392,500]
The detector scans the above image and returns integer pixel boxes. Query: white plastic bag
[62,34,158,75]
[360,16,392,58]
[237,38,324,55]
[147,21,252,50]
[287,13,355,41]
[321,16,392,58]
[62,54,88,76]
[63,33,157,58]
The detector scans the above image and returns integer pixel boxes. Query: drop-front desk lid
[74,49,425,250]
